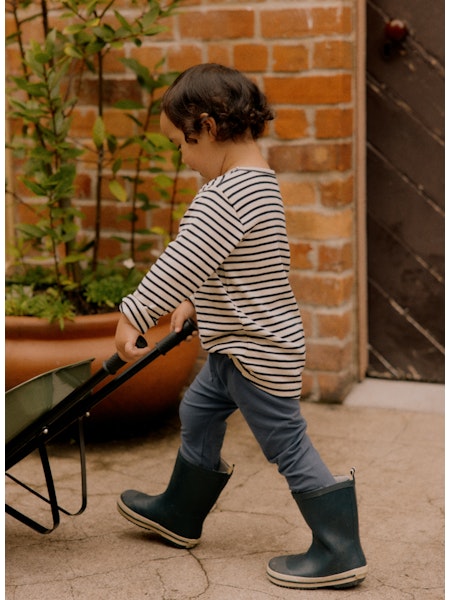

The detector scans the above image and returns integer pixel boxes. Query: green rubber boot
[117,450,233,548]
[267,471,367,589]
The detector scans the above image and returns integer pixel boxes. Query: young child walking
[115,63,367,590]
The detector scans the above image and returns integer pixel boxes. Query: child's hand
[171,299,197,335]
[115,313,149,362]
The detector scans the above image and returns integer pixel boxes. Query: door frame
[355,0,368,380]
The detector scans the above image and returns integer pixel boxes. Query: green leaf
[109,180,128,202]
[114,11,132,31]
[15,223,47,238]
[64,44,84,59]
[146,132,174,149]
[112,158,122,174]
[114,99,143,110]
[142,5,160,26]
[92,116,105,149]
[64,24,86,35]
[106,134,118,154]
[154,174,174,188]
[61,253,88,264]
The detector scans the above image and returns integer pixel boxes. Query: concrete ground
[5,378,445,600]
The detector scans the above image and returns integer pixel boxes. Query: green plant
[6,0,186,326]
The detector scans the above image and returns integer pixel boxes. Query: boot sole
[266,564,368,589]
[117,498,200,549]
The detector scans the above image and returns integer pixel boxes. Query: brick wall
[6,0,361,402]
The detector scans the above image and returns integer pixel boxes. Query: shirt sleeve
[119,187,245,332]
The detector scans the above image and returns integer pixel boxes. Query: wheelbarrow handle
[102,318,197,374]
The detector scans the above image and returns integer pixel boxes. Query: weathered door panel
[368,283,444,382]
[367,151,444,277]
[367,2,444,138]
[366,0,444,383]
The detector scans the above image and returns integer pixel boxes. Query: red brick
[290,241,314,269]
[313,40,353,70]
[317,311,352,340]
[70,109,96,139]
[306,340,352,371]
[261,9,310,38]
[130,46,165,70]
[264,74,352,105]
[290,273,354,307]
[273,44,309,72]
[320,176,354,207]
[280,181,316,206]
[318,242,353,272]
[167,44,203,71]
[74,174,92,200]
[285,208,353,240]
[269,143,352,173]
[102,48,127,74]
[80,203,137,233]
[5,14,17,38]
[96,236,122,260]
[5,47,22,75]
[298,306,313,338]
[179,10,254,40]
[300,371,314,398]
[207,44,232,66]
[103,109,136,138]
[274,109,308,140]
[316,371,354,403]
[261,7,352,39]
[16,202,39,226]
[234,44,268,72]
[316,108,353,139]
[311,7,353,35]
[78,78,142,108]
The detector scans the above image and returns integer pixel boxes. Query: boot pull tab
[350,467,356,481]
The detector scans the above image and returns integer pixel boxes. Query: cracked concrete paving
[5,379,444,600]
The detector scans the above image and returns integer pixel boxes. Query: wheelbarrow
[5,319,197,534]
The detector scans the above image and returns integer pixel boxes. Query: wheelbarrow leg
[5,418,88,533]
[5,442,60,534]
[58,417,88,518]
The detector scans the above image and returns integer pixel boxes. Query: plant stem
[93,48,104,272]
[129,89,156,261]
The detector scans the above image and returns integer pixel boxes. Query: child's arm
[119,188,243,334]
[115,300,197,362]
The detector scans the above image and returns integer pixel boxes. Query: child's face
[160,111,221,181]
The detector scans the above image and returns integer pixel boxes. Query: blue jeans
[179,353,335,493]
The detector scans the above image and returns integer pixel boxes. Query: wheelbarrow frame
[5,319,197,534]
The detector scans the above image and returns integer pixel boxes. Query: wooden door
[366,0,445,382]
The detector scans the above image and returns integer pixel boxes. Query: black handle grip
[103,353,126,375]
[154,318,197,355]
[102,319,196,374]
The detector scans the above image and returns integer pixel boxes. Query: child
[115,63,367,590]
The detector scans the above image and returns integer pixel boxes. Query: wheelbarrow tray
[5,319,196,534]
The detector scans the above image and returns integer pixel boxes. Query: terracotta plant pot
[5,313,200,434]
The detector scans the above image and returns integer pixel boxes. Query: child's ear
[200,113,217,138]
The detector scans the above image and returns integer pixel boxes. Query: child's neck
[219,140,270,175]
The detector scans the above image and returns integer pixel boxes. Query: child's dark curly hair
[161,63,274,143]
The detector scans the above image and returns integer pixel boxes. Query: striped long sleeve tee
[120,167,306,398]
